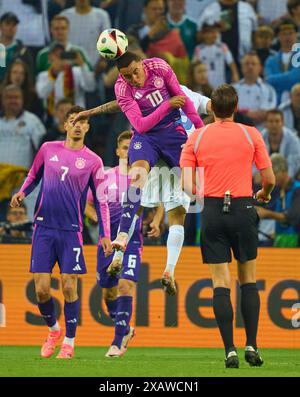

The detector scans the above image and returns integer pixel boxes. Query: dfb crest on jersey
[75,157,86,169]
[133,142,142,150]
[153,76,164,89]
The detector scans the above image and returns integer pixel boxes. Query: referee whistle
[222,190,231,213]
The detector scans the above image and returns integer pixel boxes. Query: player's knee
[62,283,77,301]
[239,275,256,285]
[103,288,117,301]
[212,278,231,289]
[118,279,134,296]
[35,287,51,303]
[168,206,186,226]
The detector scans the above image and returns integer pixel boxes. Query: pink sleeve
[164,66,204,128]
[115,80,173,133]
[20,143,45,196]
[90,158,110,239]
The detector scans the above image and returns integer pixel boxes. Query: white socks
[49,321,60,332]
[63,337,75,347]
[165,225,185,276]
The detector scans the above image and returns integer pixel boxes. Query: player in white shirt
[247,0,288,24]
[60,1,111,66]
[193,23,239,88]
[234,52,277,130]
[73,86,211,295]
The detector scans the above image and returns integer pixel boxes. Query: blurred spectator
[166,0,198,59]
[0,202,32,242]
[0,0,50,52]
[247,0,288,24]
[185,0,216,22]
[0,84,46,169]
[264,19,299,103]
[0,12,34,81]
[193,22,239,88]
[0,59,44,119]
[256,153,300,247]
[40,98,73,145]
[128,0,189,83]
[198,0,257,63]
[253,25,277,70]
[60,0,111,66]
[234,52,276,128]
[287,0,300,36]
[266,63,300,104]
[36,14,92,74]
[261,109,300,178]
[99,0,119,26]
[48,0,70,22]
[186,61,213,98]
[115,0,144,33]
[36,42,95,119]
[279,83,300,138]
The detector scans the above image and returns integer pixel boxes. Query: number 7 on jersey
[60,166,69,181]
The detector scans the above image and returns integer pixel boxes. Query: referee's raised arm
[180,84,275,369]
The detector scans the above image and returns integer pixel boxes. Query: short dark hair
[211,84,238,118]
[51,15,69,25]
[64,105,86,121]
[266,109,284,121]
[144,0,162,7]
[288,0,300,15]
[275,18,298,35]
[117,130,132,146]
[241,51,261,65]
[116,51,142,70]
[56,98,74,110]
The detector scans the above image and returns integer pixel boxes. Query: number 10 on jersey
[146,90,163,107]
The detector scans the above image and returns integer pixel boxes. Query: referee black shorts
[200,197,259,264]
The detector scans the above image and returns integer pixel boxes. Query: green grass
[0,347,299,377]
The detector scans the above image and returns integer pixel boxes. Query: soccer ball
[96,28,128,60]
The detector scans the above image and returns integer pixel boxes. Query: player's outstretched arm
[118,94,185,134]
[85,201,98,223]
[72,100,121,123]
[115,75,186,133]
[89,158,111,242]
[13,144,46,203]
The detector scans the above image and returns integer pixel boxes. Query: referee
[180,84,275,368]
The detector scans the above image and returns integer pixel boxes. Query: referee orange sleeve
[251,128,272,170]
[180,131,198,168]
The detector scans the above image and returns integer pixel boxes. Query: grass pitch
[0,347,299,377]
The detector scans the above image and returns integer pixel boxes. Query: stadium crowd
[0,0,300,247]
